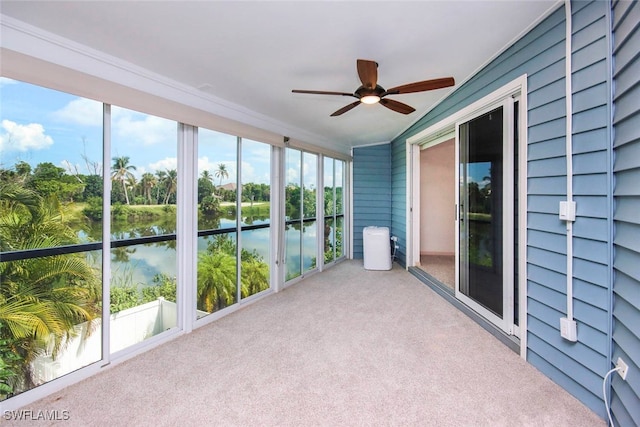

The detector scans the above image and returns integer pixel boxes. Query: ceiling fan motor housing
[355,85,385,99]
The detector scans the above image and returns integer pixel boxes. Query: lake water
[79,209,318,286]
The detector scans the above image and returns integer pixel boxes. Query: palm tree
[154,170,167,204]
[111,156,136,205]
[214,163,229,195]
[126,175,137,200]
[197,251,237,312]
[201,170,213,183]
[0,186,100,393]
[140,173,157,205]
[162,169,178,205]
[0,258,100,386]
[240,259,269,298]
[14,161,31,183]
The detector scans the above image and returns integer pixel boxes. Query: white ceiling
[1,1,558,154]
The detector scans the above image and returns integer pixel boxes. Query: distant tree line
[0,159,272,223]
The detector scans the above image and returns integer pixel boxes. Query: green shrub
[109,284,139,314]
[82,197,103,221]
[142,274,176,303]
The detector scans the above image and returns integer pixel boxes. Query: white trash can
[363,226,392,270]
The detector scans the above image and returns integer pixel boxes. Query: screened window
[284,148,317,281]
[0,79,103,398]
[196,131,272,318]
[109,106,178,353]
[324,157,345,263]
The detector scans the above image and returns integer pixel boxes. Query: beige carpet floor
[8,261,604,426]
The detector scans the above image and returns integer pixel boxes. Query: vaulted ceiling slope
[0,1,558,154]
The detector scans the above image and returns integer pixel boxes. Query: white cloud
[241,161,255,181]
[241,160,269,184]
[0,119,54,152]
[52,98,103,126]
[197,156,216,175]
[302,158,317,187]
[286,167,299,185]
[112,108,176,146]
[148,157,177,172]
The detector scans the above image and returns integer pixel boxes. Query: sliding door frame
[454,99,515,335]
[406,75,528,359]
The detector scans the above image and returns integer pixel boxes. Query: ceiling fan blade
[380,98,416,115]
[330,101,361,117]
[292,89,356,98]
[357,59,378,89]
[383,77,455,96]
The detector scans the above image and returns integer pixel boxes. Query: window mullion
[236,137,242,302]
[102,103,111,363]
[177,123,197,333]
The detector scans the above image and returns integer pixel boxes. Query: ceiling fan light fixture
[292,59,455,116]
[360,95,380,104]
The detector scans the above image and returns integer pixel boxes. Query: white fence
[31,298,177,385]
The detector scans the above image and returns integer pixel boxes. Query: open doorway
[419,139,455,290]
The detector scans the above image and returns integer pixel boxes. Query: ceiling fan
[292,59,455,116]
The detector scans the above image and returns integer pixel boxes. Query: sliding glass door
[456,101,515,334]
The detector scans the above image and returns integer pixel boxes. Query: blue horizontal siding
[352,144,392,259]
[574,277,610,306]
[613,130,640,171]
[528,60,564,92]
[528,176,567,195]
[528,79,565,110]
[573,173,609,195]
[573,151,608,174]
[572,81,608,114]
[527,338,607,412]
[573,59,608,92]
[528,117,567,143]
[528,156,566,177]
[528,137,567,161]
[527,195,566,214]
[528,229,566,253]
[574,195,609,217]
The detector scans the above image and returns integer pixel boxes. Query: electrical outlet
[560,317,577,341]
[391,236,398,242]
[559,201,576,221]
[616,357,628,380]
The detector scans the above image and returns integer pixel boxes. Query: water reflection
[285,221,317,280]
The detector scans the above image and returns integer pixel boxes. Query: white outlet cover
[560,317,577,341]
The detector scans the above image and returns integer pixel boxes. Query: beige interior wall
[420,139,455,255]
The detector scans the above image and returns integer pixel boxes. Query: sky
[0,77,303,186]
